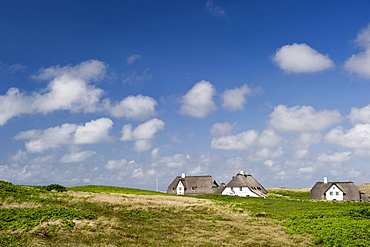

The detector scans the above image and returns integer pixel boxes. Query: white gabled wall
[325,184,344,201]
[176,181,185,195]
[221,186,259,197]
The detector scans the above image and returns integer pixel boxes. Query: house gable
[324,183,344,201]
[176,180,185,195]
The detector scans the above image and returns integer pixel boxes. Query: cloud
[32,59,106,82]
[211,130,259,150]
[317,151,352,163]
[74,118,113,144]
[258,129,282,147]
[344,51,370,78]
[293,132,323,149]
[268,105,341,132]
[210,122,235,136]
[126,54,142,65]
[8,63,27,73]
[221,84,252,111]
[344,24,370,79]
[254,147,284,160]
[110,95,157,121]
[120,118,165,152]
[206,0,226,17]
[15,118,113,153]
[325,124,370,149]
[0,88,33,126]
[272,43,334,73]
[104,159,128,170]
[123,69,152,84]
[15,123,77,153]
[60,151,96,163]
[32,76,104,114]
[348,104,370,124]
[0,60,107,126]
[211,128,282,151]
[180,80,216,118]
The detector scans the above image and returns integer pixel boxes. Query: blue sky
[2,0,370,191]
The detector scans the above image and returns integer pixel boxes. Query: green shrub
[43,184,67,192]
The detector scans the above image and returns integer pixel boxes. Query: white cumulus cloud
[317,151,352,163]
[110,95,157,121]
[15,118,113,153]
[15,123,77,153]
[60,151,96,163]
[210,122,235,136]
[74,118,113,144]
[0,88,33,126]
[211,130,259,150]
[0,60,107,126]
[104,159,128,170]
[272,43,334,73]
[325,124,370,149]
[120,118,165,152]
[180,80,216,118]
[258,129,282,147]
[268,105,342,132]
[221,84,252,111]
[344,24,370,79]
[348,104,370,124]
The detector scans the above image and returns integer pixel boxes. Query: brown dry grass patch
[63,191,313,246]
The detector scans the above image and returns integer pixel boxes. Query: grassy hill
[1,182,370,246]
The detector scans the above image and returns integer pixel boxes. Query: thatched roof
[224,174,267,197]
[166,175,219,195]
[310,182,370,202]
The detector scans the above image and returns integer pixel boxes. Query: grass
[0,181,312,246]
[196,191,370,246]
[68,185,168,195]
[3,181,370,246]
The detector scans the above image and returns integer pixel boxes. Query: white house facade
[176,180,185,195]
[221,186,261,197]
[325,184,344,201]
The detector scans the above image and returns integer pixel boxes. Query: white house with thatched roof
[166,173,223,195]
[221,171,267,198]
[310,177,370,202]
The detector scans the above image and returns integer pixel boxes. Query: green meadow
[1,181,370,246]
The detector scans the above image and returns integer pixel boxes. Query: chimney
[181,173,186,178]
[324,177,328,184]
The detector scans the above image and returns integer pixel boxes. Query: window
[179,187,182,191]
[336,192,339,196]
[330,192,333,195]
[239,187,242,191]
[192,187,197,190]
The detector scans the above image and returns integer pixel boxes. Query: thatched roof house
[166,173,222,195]
[222,171,267,198]
[310,177,370,202]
